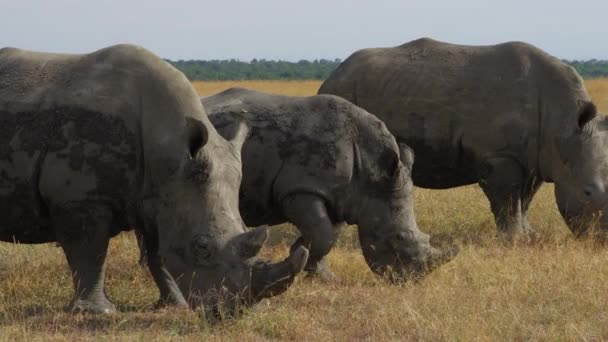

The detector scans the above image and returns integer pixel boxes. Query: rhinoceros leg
[54,205,116,314]
[478,157,529,237]
[521,177,543,234]
[140,226,188,308]
[134,229,147,266]
[283,194,337,281]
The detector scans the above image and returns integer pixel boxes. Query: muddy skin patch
[0,107,138,243]
[184,157,211,184]
[278,134,340,170]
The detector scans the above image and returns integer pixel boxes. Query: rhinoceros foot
[497,226,541,245]
[304,257,337,283]
[67,296,116,314]
[153,297,189,310]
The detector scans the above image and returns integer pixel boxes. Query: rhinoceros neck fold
[536,78,592,184]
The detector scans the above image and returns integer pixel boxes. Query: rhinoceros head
[552,100,608,237]
[153,117,308,317]
[352,137,458,280]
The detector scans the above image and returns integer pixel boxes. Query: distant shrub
[167,59,342,81]
[166,58,608,81]
[565,59,608,79]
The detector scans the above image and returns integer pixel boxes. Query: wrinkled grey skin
[319,38,608,238]
[198,88,458,281]
[0,45,307,317]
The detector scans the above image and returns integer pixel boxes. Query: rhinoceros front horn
[250,246,309,299]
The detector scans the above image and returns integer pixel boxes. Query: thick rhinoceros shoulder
[81,44,195,90]
[1,44,203,121]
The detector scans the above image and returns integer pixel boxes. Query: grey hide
[0,45,307,318]
[199,88,458,281]
[319,37,608,238]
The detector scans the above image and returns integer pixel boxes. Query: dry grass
[192,80,322,97]
[586,78,608,114]
[1,79,608,341]
[193,79,608,114]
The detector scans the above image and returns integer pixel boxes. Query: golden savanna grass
[192,80,322,97]
[586,78,608,114]
[1,79,608,341]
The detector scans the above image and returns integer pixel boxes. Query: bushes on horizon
[168,58,342,81]
[167,58,608,80]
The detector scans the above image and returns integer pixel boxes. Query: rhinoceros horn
[250,246,309,299]
[235,225,270,258]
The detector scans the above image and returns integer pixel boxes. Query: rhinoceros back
[0,45,170,243]
[319,38,587,189]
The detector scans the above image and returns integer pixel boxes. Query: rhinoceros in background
[319,38,608,238]
[0,45,308,317]
[198,88,458,281]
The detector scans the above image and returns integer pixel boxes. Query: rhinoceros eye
[191,234,216,266]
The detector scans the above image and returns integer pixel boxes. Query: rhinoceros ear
[185,117,209,157]
[398,142,415,169]
[578,101,597,129]
[224,115,250,153]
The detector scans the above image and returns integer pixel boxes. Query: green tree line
[167,59,608,81]
[566,60,608,79]
[167,59,342,80]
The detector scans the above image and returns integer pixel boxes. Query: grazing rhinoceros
[319,38,608,238]
[0,45,308,317]
[198,88,458,281]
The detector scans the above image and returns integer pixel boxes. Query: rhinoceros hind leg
[54,205,116,314]
[283,194,338,282]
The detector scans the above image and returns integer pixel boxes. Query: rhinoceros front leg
[134,228,147,266]
[54,205,116,314]
[521,177,543,234]
[478,157,531,238]
[140,225,188,308]
[283,194,337,282]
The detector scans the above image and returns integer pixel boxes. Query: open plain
[1,79,607,341]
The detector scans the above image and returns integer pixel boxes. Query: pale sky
[2,0,606,61]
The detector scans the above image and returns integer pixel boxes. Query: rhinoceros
[196,87,457,281]
[0,45,308,317]
[319,38,608,237]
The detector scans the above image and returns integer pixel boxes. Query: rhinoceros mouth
[249,246,309,300]
[559,206,608,236]
[193,246,309,320]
